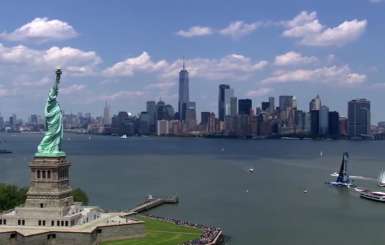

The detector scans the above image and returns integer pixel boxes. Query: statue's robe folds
[36,85,65,157]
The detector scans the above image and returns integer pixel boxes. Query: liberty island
[0,69,145,244]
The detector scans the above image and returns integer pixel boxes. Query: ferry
[360,190,385,202]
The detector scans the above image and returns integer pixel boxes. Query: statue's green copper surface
[35,69,65,157]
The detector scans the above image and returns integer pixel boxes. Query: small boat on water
[327,152,353,188]
[360,190,385,202]
[378,170,385,187]
[0,149,12,154]
[120,134,128,139]
[248,168,254,173]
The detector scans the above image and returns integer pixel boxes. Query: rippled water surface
[1,133,385,244]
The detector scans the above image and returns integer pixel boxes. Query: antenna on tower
[182,56,185,70]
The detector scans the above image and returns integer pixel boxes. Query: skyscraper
[238,99,252,115]
[348,99,371,137]
[328,111,340,138]
[218,84,233,121]
[178,61,189,120]
[310,110,319,137]
[146,101,156,133]
[318,105,329,136]
[268,97,275,113]
[309,95,321,111]
[230,96,238,116]
[261,102,270,112]
[103,101,111,125]
[185,101,197,131]
[279,95,294,112]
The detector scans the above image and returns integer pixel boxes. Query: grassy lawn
[103,216,202,245]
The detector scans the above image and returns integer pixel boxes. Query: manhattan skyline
[0,1,384,122]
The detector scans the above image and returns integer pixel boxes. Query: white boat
[378,170,385,187]
[360,190,385,202]
[248,168,254,173]
[120,134,128,139]
[320,151,323,158]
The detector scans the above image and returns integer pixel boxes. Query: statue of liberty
[35,68,65,157]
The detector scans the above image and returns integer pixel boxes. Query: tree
[0,184,28,211]
[72,188,89,205]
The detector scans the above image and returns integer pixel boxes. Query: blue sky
[0,0,384,122]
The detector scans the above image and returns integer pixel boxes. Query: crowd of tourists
[145,214,222,245]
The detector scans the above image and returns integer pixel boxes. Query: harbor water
[1,133,385,244]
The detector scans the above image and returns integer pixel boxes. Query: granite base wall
[0,222,145,245]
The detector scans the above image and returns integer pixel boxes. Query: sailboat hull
[328,181,353,188]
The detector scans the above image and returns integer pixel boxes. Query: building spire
[182,56,185,70]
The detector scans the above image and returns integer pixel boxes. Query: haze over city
[0,0,384,123]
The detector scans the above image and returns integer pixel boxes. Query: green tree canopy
[0,184,27,211]
[72,188,89,205]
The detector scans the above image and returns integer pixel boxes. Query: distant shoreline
[1,131,378,141]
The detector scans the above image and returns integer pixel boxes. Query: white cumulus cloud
[283,11,367,46]
[261,65,366,86]
[104,52,268,81]
[274,51,318,66]
[103,51,168,77]
[246,88,272,97]
[176,26,213,37]
[0,17,78,42]
[219,21,260,39]
[0,43,101,76]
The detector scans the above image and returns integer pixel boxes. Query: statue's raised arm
[35,68,65,158]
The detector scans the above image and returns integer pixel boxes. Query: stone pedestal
[24,157,73,213]
[8,156,78,226]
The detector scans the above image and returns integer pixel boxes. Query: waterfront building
[238,99,252,115]
[138,112,151,135]
[295,110,306,133]
[111,111,136,136]
[146,101,157,133]
[103,101,111,125]
[230,96,238,116]
[304,112,311,134]
[157,120,169,136]
[310,110,319,137]
[339,117,348,137]
[184,102,197,131]
[309,95,321,111]
[178,61,189,120]
[319,105,329,136]
[169,120,182,135]
[348,98,371,137]
[0,116,4,131]
[201,112,216,134]
[201,112,211,126]
[328,111,340,138]
[224,116,237,136]
[218,84,233,121]
[235,114,251,137]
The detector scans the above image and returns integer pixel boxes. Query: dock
[129,196,179,213]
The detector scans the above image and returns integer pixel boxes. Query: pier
[129,196,179,213]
